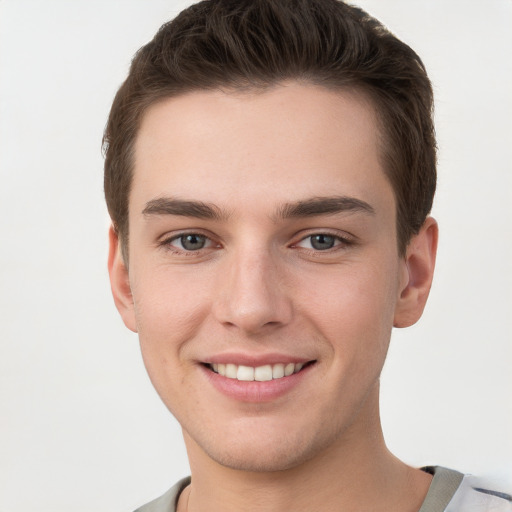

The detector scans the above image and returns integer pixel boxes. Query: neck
[180,389,432,512]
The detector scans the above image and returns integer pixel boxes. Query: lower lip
[200,364,314,403]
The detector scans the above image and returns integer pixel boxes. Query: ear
[393,217,438,328]
[108,226,138,333]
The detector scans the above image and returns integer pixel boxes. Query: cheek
[129,268,212,416]
[130,266,213,356]
[299,259,399,362]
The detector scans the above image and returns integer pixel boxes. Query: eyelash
[159,232,218,255]
[158,230,354,255]
[292,232,354,252]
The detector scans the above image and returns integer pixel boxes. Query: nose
[213,246,293,335]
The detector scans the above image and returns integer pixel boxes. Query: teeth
[272,364,285,379]
[237,365,254,381]
[210,362,308,381]
[226,363,237,379]
[284,363,295,376]
[254,365,272,381]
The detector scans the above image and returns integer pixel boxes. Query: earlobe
[107,226,138,333]
[393,217,438,328]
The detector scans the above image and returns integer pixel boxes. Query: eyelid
[158,230,221,253]
[171,234,214,249]
[291,230,356,250]
[156,228,355,253]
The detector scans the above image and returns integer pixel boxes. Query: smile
[208,362,308,381]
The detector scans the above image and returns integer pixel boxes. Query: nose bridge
[214,240,292,333]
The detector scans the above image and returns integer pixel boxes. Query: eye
[169,233,213,251]
[296,234,345,251]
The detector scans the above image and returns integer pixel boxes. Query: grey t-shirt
[134,466,512,512]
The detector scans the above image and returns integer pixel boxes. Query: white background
[0,1,511,511]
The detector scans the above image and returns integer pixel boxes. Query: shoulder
[422,466,512,512]
[133,477,191,512]
[447,473,512,512]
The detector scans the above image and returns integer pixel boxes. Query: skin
[109,83,438,512]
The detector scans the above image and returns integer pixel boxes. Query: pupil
[311,234,335,250]
[182,234,205,250]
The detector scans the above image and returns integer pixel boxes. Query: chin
[204,441,315,473]
[187,419,339,473]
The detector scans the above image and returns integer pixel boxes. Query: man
[103,1,511,511]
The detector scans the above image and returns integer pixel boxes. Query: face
[110,83,434,472]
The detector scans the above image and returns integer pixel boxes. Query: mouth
[204,361,315,382]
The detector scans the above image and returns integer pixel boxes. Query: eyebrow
[142,195,375,221]
[275,196,375,219]
[142,197,226,220]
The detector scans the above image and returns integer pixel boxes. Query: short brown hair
[103,0,436,259]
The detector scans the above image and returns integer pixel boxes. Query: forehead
[131,83,392,217]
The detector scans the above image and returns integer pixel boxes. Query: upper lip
[203,353,315,367]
